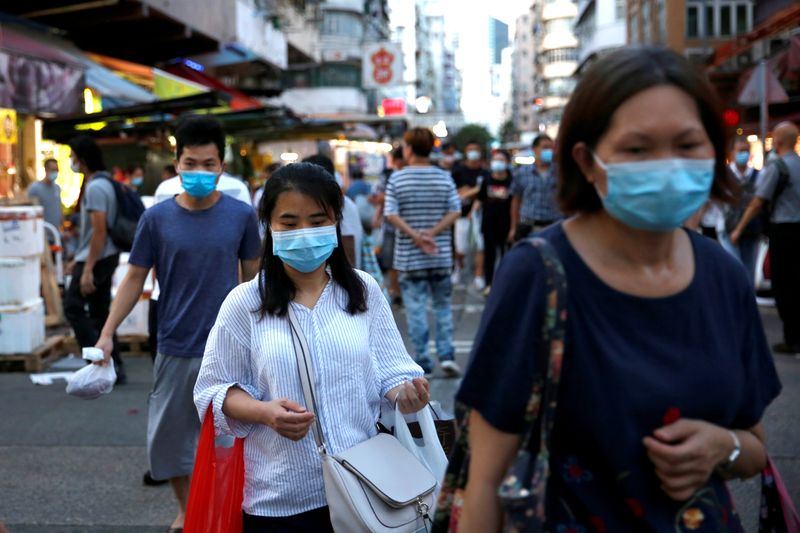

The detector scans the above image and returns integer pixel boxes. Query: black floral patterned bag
[433,237,568,532]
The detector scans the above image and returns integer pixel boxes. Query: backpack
[354,194,376,232]
[96,173,145,252]
[761,158,791,237]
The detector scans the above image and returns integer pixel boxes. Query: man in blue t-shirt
[95,116,261,531]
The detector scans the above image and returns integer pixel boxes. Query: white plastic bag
[393,403,448,498]
[65,363,116,399]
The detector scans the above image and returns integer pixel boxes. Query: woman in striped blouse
[194,162,430,532]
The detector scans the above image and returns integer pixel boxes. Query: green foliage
[451,123,494,153]
[499,119,517,143]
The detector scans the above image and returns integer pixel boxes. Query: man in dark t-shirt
[451,141,490,289]
[93,117,261,531]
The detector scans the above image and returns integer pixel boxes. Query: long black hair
[257,162,367,318]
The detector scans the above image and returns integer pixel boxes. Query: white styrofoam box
[112,253,154,296]
[116,297,149,336]
[0,256,40,306]
[0,298,45,354]
[0,206,45,257]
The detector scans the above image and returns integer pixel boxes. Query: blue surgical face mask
[180,170,218,197]
[132,176,144,187]
[490,160,507,173]
[47,171,58,182]
[593,154,715,231]
[734,151,749,166]
[466,150,481,161]
[539,148,553,165]
[272,224,338,273]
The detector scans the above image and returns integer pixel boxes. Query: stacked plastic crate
[0,206,45,354]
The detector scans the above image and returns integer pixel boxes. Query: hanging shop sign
[362,43,403,89]
[0,108,17,144]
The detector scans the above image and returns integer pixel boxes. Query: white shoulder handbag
[287,305,436,533]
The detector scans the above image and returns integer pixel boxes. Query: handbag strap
[517,237,568,457]
[287,305,327,452]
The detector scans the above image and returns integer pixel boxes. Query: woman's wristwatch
[717,430,742,473]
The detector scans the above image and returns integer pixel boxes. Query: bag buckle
[415,498,430,517]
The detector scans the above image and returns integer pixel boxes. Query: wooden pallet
[119,334,151,356]
[0,335,68,372]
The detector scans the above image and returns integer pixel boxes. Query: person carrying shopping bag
[440,46,783,533]
[194,162,433,532]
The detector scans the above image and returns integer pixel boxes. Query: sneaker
[451,267,462,285]
[482,285,491,297]
[143,470,168,486]
[440,360,461,378]
[773,342,800,355]
[472,277,486,291]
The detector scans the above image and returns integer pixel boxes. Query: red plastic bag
[185,406,245,533]
[759,457,800,533]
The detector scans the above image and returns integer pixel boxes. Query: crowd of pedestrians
[22,43,798,533]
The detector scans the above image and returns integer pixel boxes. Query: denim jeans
[719,231,760,287]
[398,268,454,372]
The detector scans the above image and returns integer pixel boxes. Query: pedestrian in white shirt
[194,162,429,532]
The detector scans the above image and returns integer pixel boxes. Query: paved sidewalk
[0,286,796,532]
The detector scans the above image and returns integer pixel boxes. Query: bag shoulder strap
[517,236,568,453]
[287,305,327,451]
[773,158,791,200]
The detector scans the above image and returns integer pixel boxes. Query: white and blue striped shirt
[194,270,422,517]
[384,166,461,272]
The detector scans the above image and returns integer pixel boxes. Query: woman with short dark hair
[194,163,430,532]
[455,47,781,532]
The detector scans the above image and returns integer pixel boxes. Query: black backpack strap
[772,158,791,204]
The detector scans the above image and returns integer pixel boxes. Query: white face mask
[490,160,507,173]
[466,150,481,161]
[70,159,81,173]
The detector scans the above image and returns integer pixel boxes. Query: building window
[720,4,731,36]
[545,77,576,97]
[543,18,573,35]
[687,5,699,38]
[736,3,748,34]
[543,47,578,64]
[322,11,364,39]
[705,5,714,37]
[616,0,625,20]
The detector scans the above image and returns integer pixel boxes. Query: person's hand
[413,231,438,255]
[80,269,96,296]
[507,227,516,243]
[262,399,316,441]
[94,335,114,366]
[729,228,741,246]
[643,419,734,501]
[394,378,430,414]
[65,260,76,276]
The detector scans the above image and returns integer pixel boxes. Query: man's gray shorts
[147,353,203,481]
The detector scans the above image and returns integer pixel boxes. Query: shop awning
[3,1,219,65]
[0,21,85,115]
[41,92,233,142]
[0,19,154,110]
[163,63,263,111]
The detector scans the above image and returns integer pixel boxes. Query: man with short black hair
[95,116,261,531]
[64,136,126,384]
[451,140,488,289]
[509,134,562,241]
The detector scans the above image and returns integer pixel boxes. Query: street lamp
[432,120,448,138]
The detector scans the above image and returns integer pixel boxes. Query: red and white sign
[380,98,406,116]
[362,43,403,88]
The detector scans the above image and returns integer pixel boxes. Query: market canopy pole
[738,59,789,155]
